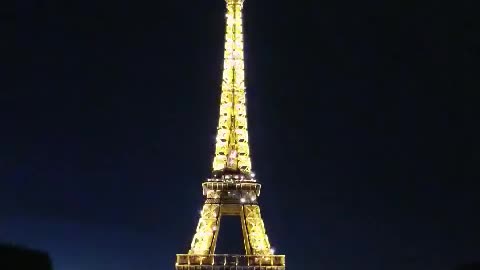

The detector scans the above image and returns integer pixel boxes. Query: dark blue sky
[3,0,478,269]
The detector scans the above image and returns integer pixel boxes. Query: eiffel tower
[175,0,285,269]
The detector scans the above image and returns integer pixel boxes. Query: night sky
[4,0,479,269]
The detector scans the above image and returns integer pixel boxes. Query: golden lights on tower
[212,0,251,173]
[175,0,285,269]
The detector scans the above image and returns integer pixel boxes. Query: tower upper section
[212,0,251,174]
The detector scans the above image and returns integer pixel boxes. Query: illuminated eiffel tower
[175,0,285,269]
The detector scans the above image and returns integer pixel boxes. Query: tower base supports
[175,254,285,270]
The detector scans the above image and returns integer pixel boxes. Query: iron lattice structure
[175,0,285,269]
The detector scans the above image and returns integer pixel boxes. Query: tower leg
[189,203,220,255]
[242,205,272,255]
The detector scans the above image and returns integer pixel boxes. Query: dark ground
[0,243,53,270]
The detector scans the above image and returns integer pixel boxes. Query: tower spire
[212,0,251,174]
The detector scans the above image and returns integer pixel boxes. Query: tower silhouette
[175,0,285,269]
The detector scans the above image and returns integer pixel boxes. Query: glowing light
[240,198,246,203]
[270,248,275,254]
[212,0,251,173]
